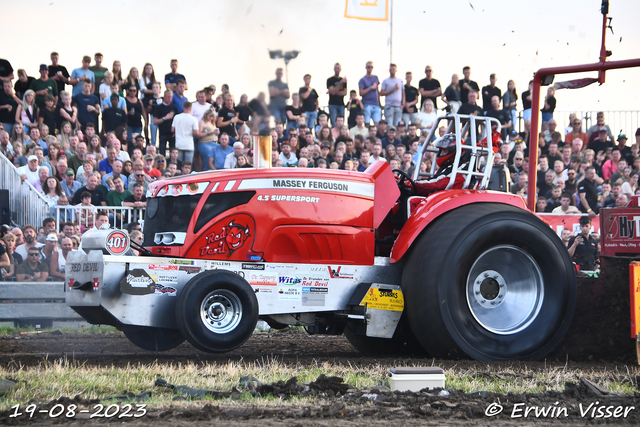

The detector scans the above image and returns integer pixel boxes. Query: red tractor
[65,114,576,361]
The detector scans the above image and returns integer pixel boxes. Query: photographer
[567,216,599,271]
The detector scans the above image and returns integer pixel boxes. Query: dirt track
[1,329,639,425]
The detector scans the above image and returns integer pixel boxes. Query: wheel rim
[200,289,243,334]
[466,245,544,335]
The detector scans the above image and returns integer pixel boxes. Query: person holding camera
[567,216,599,271]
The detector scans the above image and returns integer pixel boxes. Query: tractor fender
[390,190,529,263]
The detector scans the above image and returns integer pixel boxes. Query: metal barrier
[0,152,51,228]
[54,206,145,232]
[0,282,84,327]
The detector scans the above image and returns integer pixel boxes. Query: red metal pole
[525,57,640,211]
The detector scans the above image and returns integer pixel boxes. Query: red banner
[536,213,600,237]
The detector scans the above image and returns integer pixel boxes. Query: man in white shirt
[190,90,211,122]
[18,155,42,189]
[552,192,581,214]
[172,101,199,163]
[279,141,298,167]
[224,141,245,169]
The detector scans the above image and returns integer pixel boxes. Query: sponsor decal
[120,269,155,295]
[197,214,263,261]
[149,264,179,271]
[210,261,232,267]
[179,266,202,275]
[253,287,273,294]
[278,287,301,301]
[242,263,265,270]
[154,283,177,296]
[301,280,328,287]
[150,273,178,283]
[238,178,375,198]
[105,230,130,256]
[309,266,328,273]
[257,195,320,203]
[278,276,301,285]
[302,286,328,293]
[249,272,278,286]
[302,294,325,306]
[170,259,194,265]
[69,262,99,273]
[360,287,404,312]
[328,266,354,279]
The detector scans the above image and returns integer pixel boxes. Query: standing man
[69,56,95,97]
[153,89,178,156]
[578,166,603,218]
[567,216,598,271]
[402,71,419,125]
[485,95,511,140]
[268,68,290,125]
[358,61,381,127]
[0,81,18,136]
[299,74,319,131]
[72,80,100,131]
[171,80,187,114]
[459,66,479,105]
[380,64,404,127]
[481,74,502,112]
[326,63,347,127]
[89,53,108,96]
[172,101,199,163]
[30,65,58,109]
[48,52,70,95]
[216,94,238,143]
[190,90,211,122]
[418,65,441,110]
[164,59,187,92]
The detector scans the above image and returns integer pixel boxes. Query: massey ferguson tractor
[65,114,577,361]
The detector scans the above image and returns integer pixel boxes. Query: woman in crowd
[11,122,28,145]
[565,116,588,146]
[198,109,217,170]
[112,60,124,88]
[56,91,77,132]
[131,147,143,163]
[87,134,106,161]
[593,150,606,177]
[140,63,156,99]
[125,67,141,96]
[153,154,166,173]
[130,230,143,256]
[46,142,63,170]
[415,99,437,133]
[236,155,250,168]
[503,80,518,128]
[49,236,74,280]
[57,121,73,150]
[125,84,145,143]
[541,87,556,132]
[69,235,80,250]
[441,74,461,114]
[77,160,94,186]
[385,144,399,162]
[123,160,134,177]
[317,126,334,147]
[42,175,62,212]
[1,234,21,279]
[622,171,639,199]
[15,90,38,133]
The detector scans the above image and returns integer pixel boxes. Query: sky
[4,0,639,125]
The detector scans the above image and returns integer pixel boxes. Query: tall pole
[389,0,393,63]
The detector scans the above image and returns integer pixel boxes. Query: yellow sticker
[359,288,404,311]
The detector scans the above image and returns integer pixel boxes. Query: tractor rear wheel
[122,326,185,352]
[176,270,258,353]
[402,203,576,361]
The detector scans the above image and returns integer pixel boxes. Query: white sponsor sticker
[238,178,374,198]
[277,287,301,301]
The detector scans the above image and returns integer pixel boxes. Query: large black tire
[176,270,258,353]
[402,203,576,361]
[122,326,185,352]
[344,318,424,356]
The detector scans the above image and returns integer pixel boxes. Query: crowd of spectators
[1,54,640,273]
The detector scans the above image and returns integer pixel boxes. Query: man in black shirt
[299,74,319,130]
[578,166,602,216]
[0,58,14,81]
[0,80,18,135]
[403,71,419,125]
[459,66,479,105]
[326,63,347,127]
[14,69,35,100]
[216,94,239,143]
[48,52,70,95]
[457,91,483,116]
[102,94,127,134]
[153,90,178,156]
[485,95,511,140]
[71,173,107,206]
[418,66,441,109]
[481,74,502,112]
[567,216,598,271]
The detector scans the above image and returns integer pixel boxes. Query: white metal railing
[54,206,145,232]
[0,152,51,228]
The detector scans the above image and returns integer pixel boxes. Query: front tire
[402,203,576,361]
[176,270,258,353]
